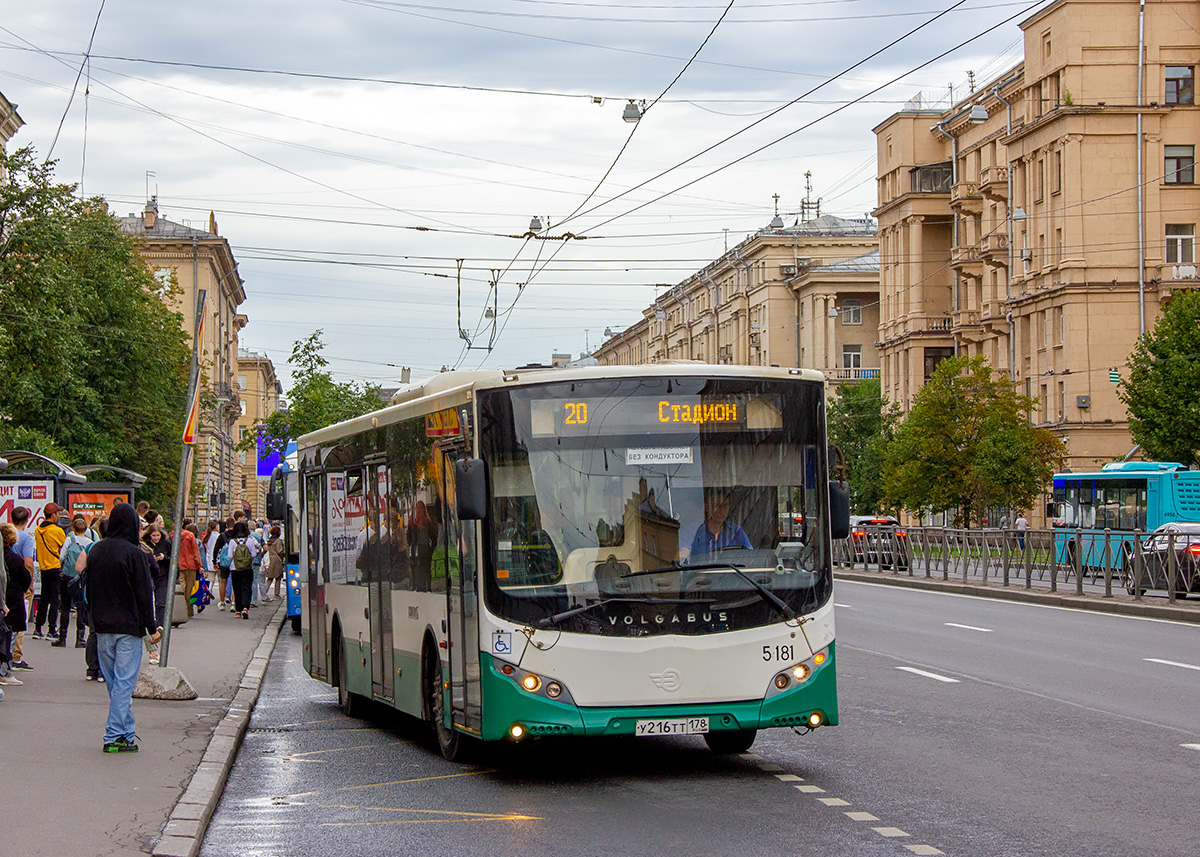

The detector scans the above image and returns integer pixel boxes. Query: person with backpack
[227,521,259,619]
[32,503,67,640]
[178,522,202,619]
[76,515,108,681]
[212,517,235,611]
[54,515,95,648]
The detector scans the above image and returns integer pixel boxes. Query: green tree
[0,146,189,509]
[251,330,382,457]
[881,355,1063,525]
[1119,289,1200,465]
[827,378,897,514]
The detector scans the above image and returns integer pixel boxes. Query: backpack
[217,538,232,569]
[61,535,88,580]
[232,538,253,572]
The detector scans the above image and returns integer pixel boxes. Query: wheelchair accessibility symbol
[492,630,512,655]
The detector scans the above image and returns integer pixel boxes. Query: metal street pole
[160,287,205,668]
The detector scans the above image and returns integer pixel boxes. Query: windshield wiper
[538,596,713,628]
[626,561,798,622]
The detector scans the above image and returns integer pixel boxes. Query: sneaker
[0,675,22,686]
[12,661,33,671]
[86,673,98,681]
[97,674,105,683]
[219,601,226,611]
[51,638,67,647]
[75,640,86,649]
[31,630,44,640]
[102,737,139,753]
[242,610,249,620]
[148,651,159,664]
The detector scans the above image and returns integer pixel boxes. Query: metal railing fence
[833,525,1195,604]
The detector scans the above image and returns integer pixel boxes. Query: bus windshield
[479,376,831,636]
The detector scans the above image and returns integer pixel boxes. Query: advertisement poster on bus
[326,474,366,585]
[0,479,55,525]
[66,492,130,524]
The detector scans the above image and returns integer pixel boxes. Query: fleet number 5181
[762,644,795,662]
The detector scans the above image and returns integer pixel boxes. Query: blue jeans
[97,633,143,743]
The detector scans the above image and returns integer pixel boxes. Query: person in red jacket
[178,522,202,618]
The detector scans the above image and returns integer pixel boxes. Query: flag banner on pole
[183,387,201,444]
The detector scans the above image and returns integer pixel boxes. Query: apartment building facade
[594,215,880,384]
[0,89,22,160]
[235,349,283,518]
[873,0,1200,476]
[119,199,247,521]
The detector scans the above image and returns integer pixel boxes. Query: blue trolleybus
[1051,461,1200,572]
[267,448,304,634]
[295,364,849,760]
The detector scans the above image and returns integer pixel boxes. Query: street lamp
[622,99,645,123]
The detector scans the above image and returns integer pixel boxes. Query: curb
[834,569,1200,624]
[151,600,286,857]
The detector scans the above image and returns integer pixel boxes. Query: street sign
[1109,368,1119,383]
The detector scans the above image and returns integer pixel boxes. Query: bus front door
[369,463,395,701]
[305,472,327,680]
[443,453,482,734]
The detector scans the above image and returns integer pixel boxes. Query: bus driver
[689,489,752,558]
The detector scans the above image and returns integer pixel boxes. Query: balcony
[982,232,1009,265]
[950,244,984,278]
[980,165,1009,199]
[950,181,982,213]
[827,367,881,382]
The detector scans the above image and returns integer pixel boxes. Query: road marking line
[845,811,880,822]
[817,797,851,806]
[1182,744,1200,751]
[794,784,826,793]
[757,763,785,772]
[834,602,855,609]
[944,622,993,632]
[872,827,910,838]
[896,666,960,683]
[904,846,945,855]
[775,774,803,781]
[283,741,409,762]
[339,770,495,791]
[1144,657,1200,672]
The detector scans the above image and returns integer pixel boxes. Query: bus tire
[424,648,467,761]
[334,631,364,719]
[704,729,757,754]
[291,614,302,635]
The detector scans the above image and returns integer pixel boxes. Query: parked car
[848,515,910,569]
[1129,522,1200,597]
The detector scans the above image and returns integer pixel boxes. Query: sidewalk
[2,597,285,857]
[835,567,1200,624]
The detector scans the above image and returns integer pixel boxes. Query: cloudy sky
[2,0,1039,390]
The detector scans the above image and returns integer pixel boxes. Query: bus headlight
[808,711,824,727]
[792,664,811,682]
[509,723,527,740]
[546,681,563,698]
[521,673,541,692]
[774,674,790,690]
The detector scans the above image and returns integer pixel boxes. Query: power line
[44,0,106,161]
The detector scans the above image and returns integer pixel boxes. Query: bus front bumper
[477,644,838,742]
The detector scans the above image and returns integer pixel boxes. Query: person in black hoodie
[85,503,160,753]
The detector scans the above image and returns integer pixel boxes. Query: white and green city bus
[298,364,848,760]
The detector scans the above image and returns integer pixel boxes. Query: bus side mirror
[829,481,850,540]
[266,491,285,521]
[456,459,488,520]
[1045,502,1056,519]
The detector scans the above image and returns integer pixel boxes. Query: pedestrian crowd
[1,501,286,753]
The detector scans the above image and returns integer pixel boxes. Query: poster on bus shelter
[0,480,55,525]
[66,492,129,524]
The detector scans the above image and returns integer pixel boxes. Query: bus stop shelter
[0,450,145,525]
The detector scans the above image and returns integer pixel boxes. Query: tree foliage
[1119,289,1200,465]
[0,147,189,509]
[252,330,383,457]
[881,355,1063,525]
[827,379,898,514]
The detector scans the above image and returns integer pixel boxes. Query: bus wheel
[334,633,364,719]
[290,614,302,635]
[425,651,466,761]
[704,729,757,754]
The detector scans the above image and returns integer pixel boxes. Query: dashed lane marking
[794,784,826,794]
[774,774,803,781]
[944,622,993,632]
[845,812,880,822]
[757,763,785,772]
[872,827,910,838]
[904,846,945,855]
[896,666,960,684]
[319,806,541,827]
[1144,657,1200,672]
[281,740,410,763]
[1182,744,1200,751]
[817,798,851,806]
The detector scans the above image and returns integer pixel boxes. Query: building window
[923,347,954,381]
[1165,145,1195,184]
[910,162,952,194]
[1056,228,1064,263]
[237,374,247,390]
[842,345,862,369]
[1040,384,1049,423]
[1042,30,1052,59]
[241,474,247,490]
[1057,381,1065,419]
[1166,66,1194,105]
[1053,150,1063,193]
[1036,158,1045,201]
[1055,306,1065,345]
[1166,223,1195,263]
[841,299,862,325]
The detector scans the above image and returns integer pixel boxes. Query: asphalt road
[202,582,1200,856]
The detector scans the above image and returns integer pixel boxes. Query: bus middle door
[368,462,395,701]
[442,450,482,735]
